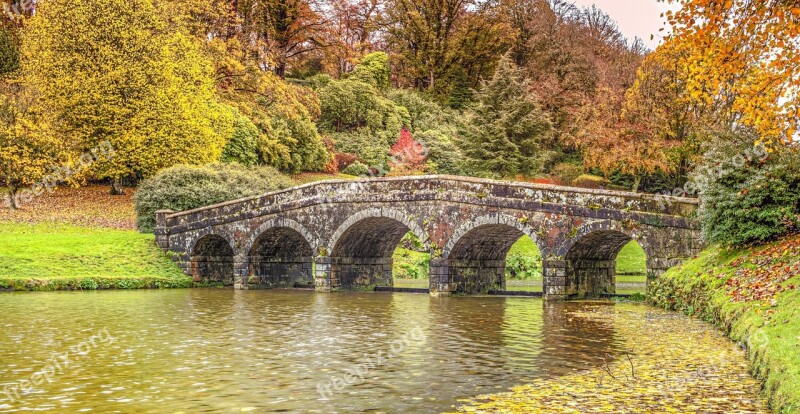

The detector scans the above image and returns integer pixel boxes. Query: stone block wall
[329,257,393,290]
[429,258,453,295]
[567,260,616,298]
[543,260,568,300]
[247,256,313,288]
[447,259,506,293]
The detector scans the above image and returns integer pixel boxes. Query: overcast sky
[568,0,681,49]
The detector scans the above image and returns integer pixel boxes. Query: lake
[0,290,766,413]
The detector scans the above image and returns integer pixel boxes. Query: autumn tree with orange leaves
[662,0,800,147]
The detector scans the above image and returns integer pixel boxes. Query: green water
[0,290,761,413]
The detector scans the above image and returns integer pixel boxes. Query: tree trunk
[110,178,125,195]
[3,188,18,210]
[632,175,642,193]
[275,62,286,79]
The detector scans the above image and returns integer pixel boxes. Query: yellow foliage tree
[0,78,72,209]
[663,0,800,146]
[22,0,230,194]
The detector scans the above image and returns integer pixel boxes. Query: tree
[384,0,512,97]
[663,0,800,147]
[350,51,390,90]
[220,66,331,172]
[461,55,553,177]
[239,0,329,78]
[323,0,382,77]
[0,79,71,209]
[574,86,676,192]
[23,0,229,194]
[388,127,426,174]
[695,131,800,246]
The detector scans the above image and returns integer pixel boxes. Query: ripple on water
[0,290,766,413]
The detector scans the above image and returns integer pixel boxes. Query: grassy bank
[649,233,800,413]
[0,222,192,291]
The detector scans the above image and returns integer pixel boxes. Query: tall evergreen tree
[461,55,552,177]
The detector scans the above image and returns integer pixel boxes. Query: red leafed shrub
[335,152,357,170]
[390,128,426,169]
[323,157,339,174]
[320,135,357,173]
[529,177,561,185]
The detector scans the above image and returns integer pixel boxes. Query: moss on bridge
[649,233,800,413]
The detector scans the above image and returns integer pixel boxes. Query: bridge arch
[442,214,545,293]
[557,221,649,297]
[554,220,652,259]
[189,232,236,285]
[244,218,319,256]
[327,208,428,289]
[328,207,428,256]
[443,214,545,259]
[245,219,317,288]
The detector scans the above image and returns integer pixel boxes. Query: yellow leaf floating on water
[454,305,769,413]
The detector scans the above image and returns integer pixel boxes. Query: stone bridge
[154,175,702,300]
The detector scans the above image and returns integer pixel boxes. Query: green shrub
[342,161,370,176]
[505,237,543,280]
[350,52,390,90]
[134,163,293,232]
[388,89,443,131]
[332,130,389,169]
[318,79,408,139]
[573,174,609,189]
[417,129,464,175]
[697,133,800,246]
[597,168,675,193]
[505,253,542,280]
[306,73,332,89]
[393,248,430,279]
[551,163,582,185]
[221,110,262,166]
[0,28,19,76]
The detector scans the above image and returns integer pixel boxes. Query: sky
[568,0,681,49]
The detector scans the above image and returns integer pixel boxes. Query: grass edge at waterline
[649,233,800,414]
[0,221,194,291]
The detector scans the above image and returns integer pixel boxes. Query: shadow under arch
[190,233,235,285]
[561,222,648,297]
[247,220,316,288]
[443,214,545,294]
[328,208,428,290]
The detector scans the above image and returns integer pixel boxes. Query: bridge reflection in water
[0,290,652,413]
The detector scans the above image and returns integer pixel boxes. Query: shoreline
[649,234,800,413]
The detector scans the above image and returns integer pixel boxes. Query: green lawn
[616,240,647,277]
[0,221,192,290]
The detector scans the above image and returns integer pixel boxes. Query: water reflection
[0,290,736,413]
